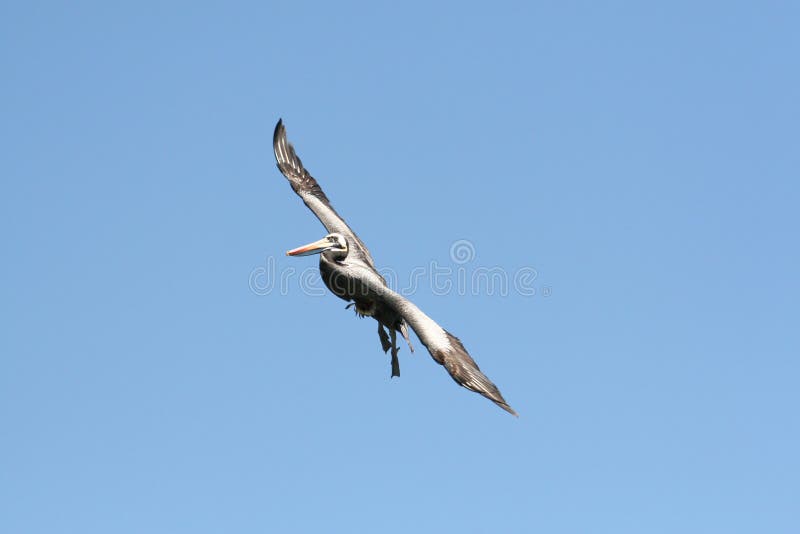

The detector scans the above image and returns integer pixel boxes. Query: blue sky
[2,1,798,532]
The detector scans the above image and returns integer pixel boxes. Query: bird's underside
[319,251,413,378]
[273,119,517,416]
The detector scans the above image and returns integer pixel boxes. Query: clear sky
[2,1,798,533]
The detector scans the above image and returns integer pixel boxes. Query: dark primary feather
[435,333,517,416]
[273,119,331,203]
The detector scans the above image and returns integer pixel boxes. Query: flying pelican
[273,119,516,415]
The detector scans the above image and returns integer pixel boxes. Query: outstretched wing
[348,264,517,415]
[273,119,376,269]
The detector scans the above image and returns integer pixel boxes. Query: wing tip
[497,401,519,417]
[273,118,300,173]
[440,332,517,417]
[484,387,518,416]
[273,118,286,148]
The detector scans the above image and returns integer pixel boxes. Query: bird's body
[317,248,412,377]
[273,119,516,415]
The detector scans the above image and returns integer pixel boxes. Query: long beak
[286,237,331,256]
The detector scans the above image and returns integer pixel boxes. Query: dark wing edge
[272,119,377,269]
[273,119,332,204]
[434,332,518,416]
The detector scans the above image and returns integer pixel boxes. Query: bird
[272,119,516,416]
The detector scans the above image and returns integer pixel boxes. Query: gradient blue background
[2,2,798,532]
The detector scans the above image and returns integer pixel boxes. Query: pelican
[273,119,516,415]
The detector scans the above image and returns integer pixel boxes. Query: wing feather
[273,119,376,269]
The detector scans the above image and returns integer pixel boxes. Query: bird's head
[286,232,348,260]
